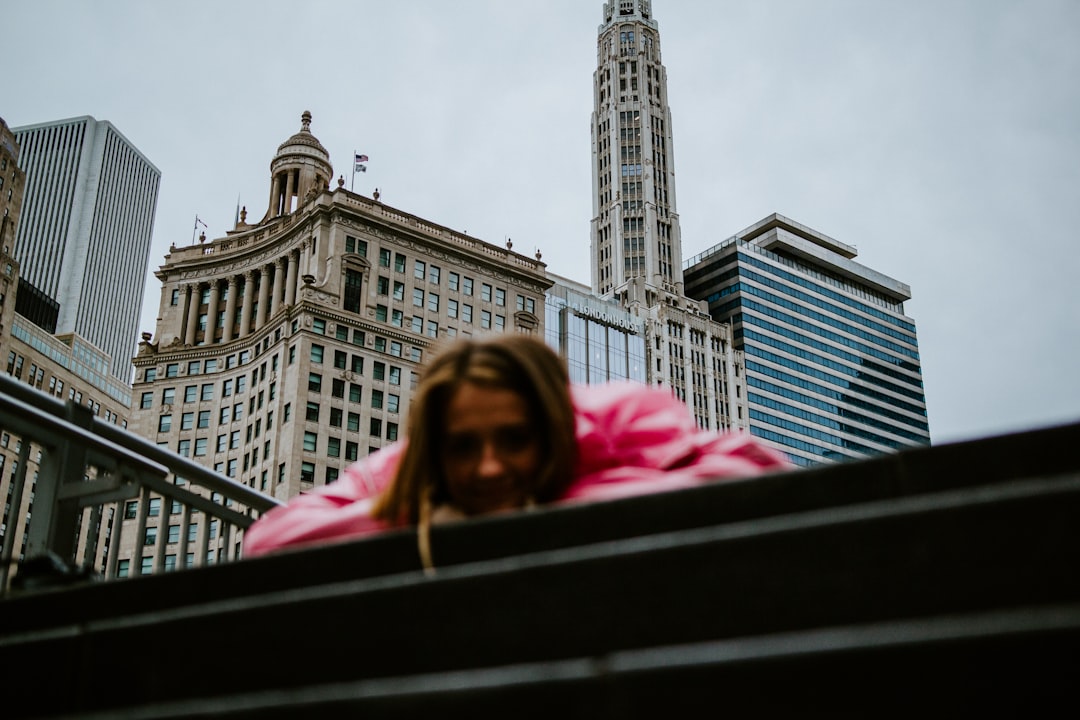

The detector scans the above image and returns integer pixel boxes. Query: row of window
[6,352,126,426]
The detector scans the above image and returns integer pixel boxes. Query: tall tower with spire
[591,0,683,301]
[587,1,748,433]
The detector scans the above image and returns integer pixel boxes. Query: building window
[201,383,214,401]
[481,283,492,302]
[414,260,426,280]
[184,385,197,403]
[140,392,153,409]
[311,344,324,364]
[427,293,440,312]
[387,394,400,413]
[370,418,382,437]
[344,269,363,314]
[308,373,322,392]
[327,437,341,458]
[379,248,391,267]
[495,288,506,306]
[391,309,403,327]
[197,410,210,428]
[371,389,384,409]
[413,288,424,307]
[303,432,318,452]
[158,415,172,433]
[463,277,474,296]
[394,253,406,273]
[195,438,208,456]
[449,272,460,291]
[306,401,320,422]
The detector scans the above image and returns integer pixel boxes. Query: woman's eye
[444,435,479,459]
[497,427,532,453]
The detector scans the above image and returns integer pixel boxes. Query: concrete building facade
[12,116,161,382]
[588,1,747,432]
[126,113,549,570]
[683,214,931,466]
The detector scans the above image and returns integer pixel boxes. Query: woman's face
[441,381,541,516]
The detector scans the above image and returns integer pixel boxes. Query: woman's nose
[475,442,506,477]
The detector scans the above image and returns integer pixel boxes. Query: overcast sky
[6,0,1079,445]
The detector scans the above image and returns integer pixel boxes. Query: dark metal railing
[0,372,282,592]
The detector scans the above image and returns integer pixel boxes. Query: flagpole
[351,148,356,192]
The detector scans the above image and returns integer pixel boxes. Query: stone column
[206,280,221,344]
[283,171,296,215]
[222,276,239,342]
[184,283,201,346]
[284,250,298,306]
[239,271,254,338]
[255,265,271,329]
[271,257,285,316]
[269,174,282,217]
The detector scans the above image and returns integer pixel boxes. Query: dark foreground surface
[2,421,1078,717]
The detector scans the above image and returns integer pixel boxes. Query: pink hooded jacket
[243,382,789,557]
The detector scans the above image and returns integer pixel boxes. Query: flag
[356,164,367,173]
[355,154,369,163]
[195,216,207,228]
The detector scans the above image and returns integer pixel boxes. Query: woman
[244,335,788,564]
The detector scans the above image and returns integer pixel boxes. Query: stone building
[129,112,550,546]
[589,1,748,431]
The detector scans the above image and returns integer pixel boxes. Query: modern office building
[683,214,931,466]
[588,0,747,431]
[545,273,647,385]
[126,112,549,567]
[12,116,161,382]
[1,117,132,572]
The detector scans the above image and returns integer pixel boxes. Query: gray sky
[6,0,1079,445]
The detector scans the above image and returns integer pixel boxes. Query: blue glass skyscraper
[683,214,930,466]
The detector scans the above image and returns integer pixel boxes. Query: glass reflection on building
[545,278,646,385]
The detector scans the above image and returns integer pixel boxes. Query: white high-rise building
[12,116,161,382]
[591,0,682,301]
[589,1,748,432]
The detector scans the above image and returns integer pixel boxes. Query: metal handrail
[0,372,283,592]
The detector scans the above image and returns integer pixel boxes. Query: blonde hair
[371,335,576,526]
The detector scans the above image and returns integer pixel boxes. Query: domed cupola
[265,111,333,219]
